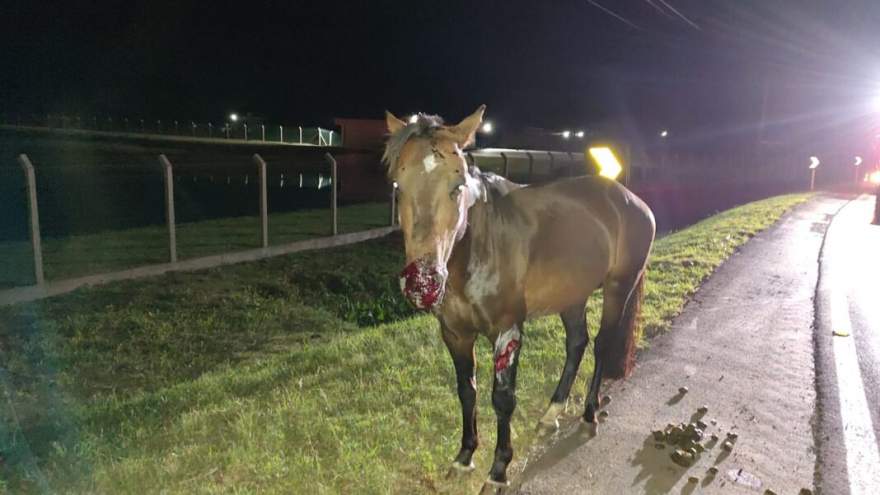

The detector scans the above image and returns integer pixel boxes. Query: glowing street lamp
[480,121,493,134]
[589,146,623,180]
[562,130,571,139]
[229,113,239,122]
[575,130,585,138]
[659,129,669,138]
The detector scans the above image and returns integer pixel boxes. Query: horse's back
[512,176,654,317]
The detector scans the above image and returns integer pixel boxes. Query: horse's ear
[385,111,407,134]
[445,105,486,148]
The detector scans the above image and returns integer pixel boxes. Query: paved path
[514,195,849,495]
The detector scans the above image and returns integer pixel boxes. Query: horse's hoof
[445,461,476,478]
[580,417,599,436]
[478,478,510,494]
[535,419,559,438]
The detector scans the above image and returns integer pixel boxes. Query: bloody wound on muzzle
[399,259,444,310]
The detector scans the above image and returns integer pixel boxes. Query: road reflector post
[18,154,45,284]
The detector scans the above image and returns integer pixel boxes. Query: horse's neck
[447,176,506,289]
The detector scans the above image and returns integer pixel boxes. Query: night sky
[2,0,880,144]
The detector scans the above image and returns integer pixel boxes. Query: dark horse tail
[600,271,645,379]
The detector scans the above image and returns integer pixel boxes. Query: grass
[0,202,390,289]
[0,193,811,494]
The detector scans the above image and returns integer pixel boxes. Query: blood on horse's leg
[485,324,522,486]
[442,328,479,474]
[540,302,588,432]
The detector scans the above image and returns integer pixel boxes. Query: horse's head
[383,105,487,311]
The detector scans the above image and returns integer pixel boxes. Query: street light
[659,129,669,138]
[562,130,571,139]
[480,121,493,134]
[575,130,585,138]
[229,113,239,122]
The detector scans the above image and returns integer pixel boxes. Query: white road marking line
[827,205,880,495]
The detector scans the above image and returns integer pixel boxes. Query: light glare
[869,171,880,184]
[408,114,419,124]
[660,129,669,137]
[481,122,493,133]
[589,147,623,180]
[229,113,239,122]
[562,130,571,139]
[575,130,584,138]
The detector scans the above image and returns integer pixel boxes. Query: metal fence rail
[1,114,342,146]
[1,151,397,304]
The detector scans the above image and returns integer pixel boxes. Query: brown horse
[384,106,655,490]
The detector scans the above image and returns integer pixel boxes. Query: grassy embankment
[0,193,811,494]
[0,202,390,288]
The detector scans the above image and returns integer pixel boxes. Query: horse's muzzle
[399,259,446,311]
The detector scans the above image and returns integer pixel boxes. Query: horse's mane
[474,168,523,200]
[382,114,445,177]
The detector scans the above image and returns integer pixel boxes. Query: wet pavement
[513,195,853,495]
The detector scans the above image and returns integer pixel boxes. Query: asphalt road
[512,194,880,494]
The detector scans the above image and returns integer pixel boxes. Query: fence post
[18,154,45,285]
[254,154,269,248]
[501,152,509,177]
[279,125,284,143]
[325,153,338,235]
[390,182,397,226]
[298,126,303,144]
[244,123,248,141]
[317,127,323,145]
[208,123,213,137]
[158,155,178,262]
[526,151,534,182]
[261,124,265,141]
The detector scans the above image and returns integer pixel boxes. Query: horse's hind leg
[583,270,644,423]
[538,300,588,432]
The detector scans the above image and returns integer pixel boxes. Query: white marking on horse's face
[422,153,438,173]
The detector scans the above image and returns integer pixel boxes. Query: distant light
[480,121,493,134]
[659,129,669,138]
[408,114,419,124]
[854,156,863,166]
[589,147,623,180]
[870,171,880,184]
[575,130,585,138]
[562,130,571,139]
[393,181,399,189]
[229,113,239,122]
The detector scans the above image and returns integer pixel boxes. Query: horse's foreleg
[486,323,522,487]
[442,328,478,473]
[540,301,588,432]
